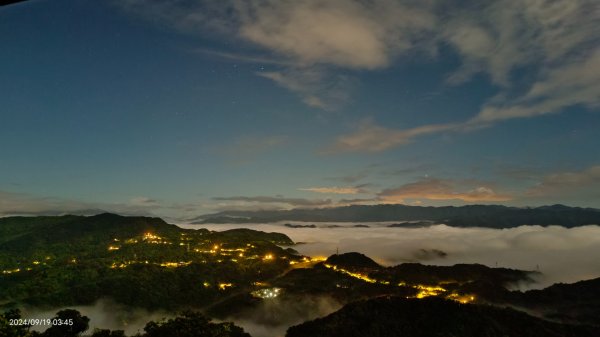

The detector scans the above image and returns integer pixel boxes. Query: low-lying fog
[180,222,600,289]
[23,296,341,337]
[22,299,170,335]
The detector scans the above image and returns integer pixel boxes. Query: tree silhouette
[41,309,89,337]
[143,311,250,337]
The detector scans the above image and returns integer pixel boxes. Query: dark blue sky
[1,0,598,220]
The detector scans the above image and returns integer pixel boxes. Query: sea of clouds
[181,222,600,289]
[184,222,600,336]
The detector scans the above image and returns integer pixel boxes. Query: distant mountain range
[192,204,600,228]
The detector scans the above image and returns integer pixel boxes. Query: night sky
[1,0,599,220]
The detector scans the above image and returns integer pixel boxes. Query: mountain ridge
[192,204,600,228]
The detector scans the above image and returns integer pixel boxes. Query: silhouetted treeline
[286,297,600,337]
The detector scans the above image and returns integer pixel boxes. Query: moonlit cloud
[471,48,600,123]
[300,0,597,150]
[328,45,598,153]
[378,178,512,203]
[443,0,598,86]
[236,0,435,69]
[236,0,434,109]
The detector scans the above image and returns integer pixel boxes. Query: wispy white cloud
[471,49,600,123]
[236,0,435,109]
[446,0,599,128]
[443,0,598,86]
[314,0,597,151]
[236,0,435,69]
[327,47,599,153]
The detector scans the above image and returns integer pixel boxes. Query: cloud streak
[194,48,296,66]
[299,186,366,195]
[0,190,211,222]
[526,165,600,198]
[0,190,161,217]
[212,195,332,208]
[218,135,287,164]
[324,119,457,153]
[378,178,512,203]
[257,68,355,110]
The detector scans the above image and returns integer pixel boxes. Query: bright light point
[218,283,233,290]
[251,287,282,299]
